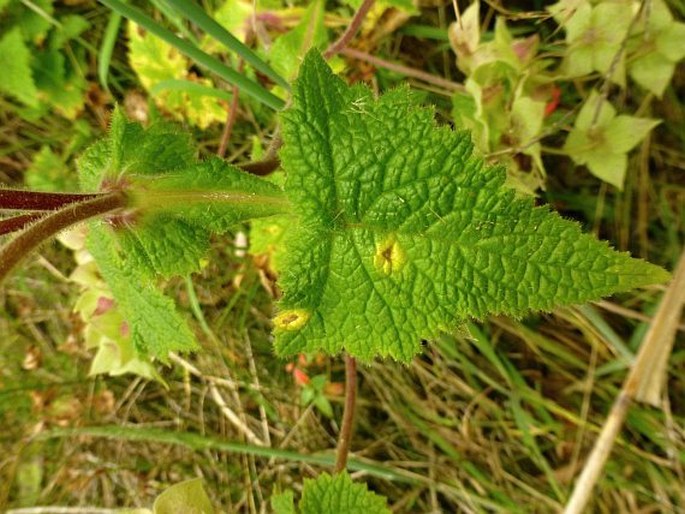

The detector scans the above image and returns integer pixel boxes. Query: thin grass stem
[98,0,285,110]
[165,0,289,90]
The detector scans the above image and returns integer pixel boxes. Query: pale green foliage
[628,0,685,97]
[62,226,162,381]
[274,52,668,362]
[555,0,633,84]
[250,172,292,274]
[449,12,546,193]
[127,21,226,128]
[120,479,213,514]
[272,473,390,514]
[25,146,73,191]
[0,28,39,107]
[152,478,213,514]
[212,0,253,43]
[1,0,53,43]
[563,90,660,189]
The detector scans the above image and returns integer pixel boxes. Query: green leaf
[274,52,669,362]
[299,473,390,514]
[0,28,39,107]
[87,224,198,360]
[31,46,87,119]
[52,14,90,48]
[78,107,196,191]
[152,478,213,514]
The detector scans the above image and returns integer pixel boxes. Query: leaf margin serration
[274,50,670,362]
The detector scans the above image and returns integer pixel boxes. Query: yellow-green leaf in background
[152,478,214,514]
[127,22,227,128]
[628,0,685,97]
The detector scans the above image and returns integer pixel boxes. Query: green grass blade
[98,10,122,91]
[150,0,201,45]
[98,0,285,110]
[163,0,290,90]
[40,425,412,483]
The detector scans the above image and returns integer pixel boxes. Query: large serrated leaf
[273,51,669,362]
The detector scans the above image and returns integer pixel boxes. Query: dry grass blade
[564,247,685,514]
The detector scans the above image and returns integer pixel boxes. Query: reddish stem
[0,213,46,236]
[0,189,103,211]
[324,0,376,59]
[0,192,127,286]
[334,355,358,473]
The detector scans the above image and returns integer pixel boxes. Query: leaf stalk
[0,191,128,287]
[335,355,358,473]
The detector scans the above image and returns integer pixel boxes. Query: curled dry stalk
[564,247,685,514]
[335,354,358,473]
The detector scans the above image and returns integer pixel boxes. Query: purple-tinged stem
[0,189,103,211]
[0,192,128,286]
[0,213,46,236]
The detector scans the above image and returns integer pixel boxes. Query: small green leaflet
[274,51,669,362]
[272,473,390,514]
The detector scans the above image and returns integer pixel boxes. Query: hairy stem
[0,192,128,287]
[0,213,45,236]
[0,189,103,211]
[335,355,358,473]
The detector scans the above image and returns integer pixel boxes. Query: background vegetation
[1,0,683,512]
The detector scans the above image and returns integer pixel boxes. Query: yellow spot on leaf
[274,309,311,331]
[374,235,406,275]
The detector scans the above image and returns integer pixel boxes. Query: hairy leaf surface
[88,224,197,360]
[79,109,287,357]
[272,473,389,514]
[274,51,669,362]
